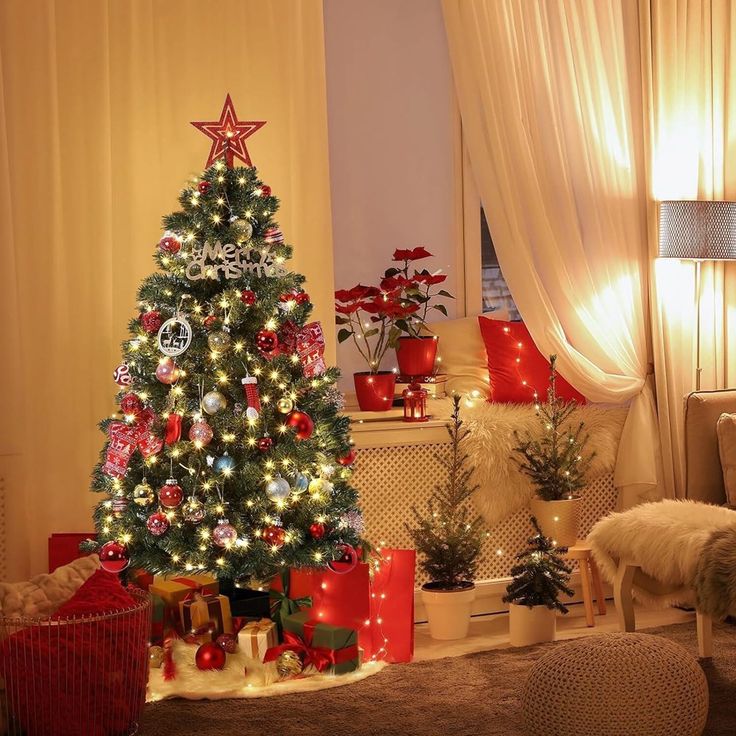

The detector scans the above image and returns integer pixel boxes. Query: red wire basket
[0,589,151,736]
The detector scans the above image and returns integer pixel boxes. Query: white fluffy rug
[589,499,736,606]
[147,640,386,701]
[459,399,627,525]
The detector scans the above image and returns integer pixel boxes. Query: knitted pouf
[522,633,709,736]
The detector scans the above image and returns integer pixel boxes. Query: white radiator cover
[353,443,617,585]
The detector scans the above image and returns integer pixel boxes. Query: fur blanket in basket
[460,400,627,525]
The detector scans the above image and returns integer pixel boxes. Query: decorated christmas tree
[90,96,362,583]
[503,517,574,612]
[513,355,594,501]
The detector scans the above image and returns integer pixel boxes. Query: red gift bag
[309,548,415,664]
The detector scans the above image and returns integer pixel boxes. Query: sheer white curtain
[641,0,736,498]
[442,0,660,505]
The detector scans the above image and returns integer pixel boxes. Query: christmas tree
[513,355,594,501]
[503,518,574,612]
[90,96,362,583]
[405,396,484,588]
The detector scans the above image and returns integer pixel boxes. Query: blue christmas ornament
[294,472,309,493]
[214,453,236,474]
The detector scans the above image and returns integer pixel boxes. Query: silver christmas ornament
[266,474,291,502]
[202,390,227,415]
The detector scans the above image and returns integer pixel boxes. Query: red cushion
[477,317,586,404]
[0,570,146,736]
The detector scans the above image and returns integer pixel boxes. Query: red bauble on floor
[195,641,226,670]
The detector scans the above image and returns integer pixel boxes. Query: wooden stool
[563,541,606,627]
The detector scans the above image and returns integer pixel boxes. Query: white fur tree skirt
[147,640,386,701]
[458,399,628,524]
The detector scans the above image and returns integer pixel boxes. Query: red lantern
[402,382,428,423]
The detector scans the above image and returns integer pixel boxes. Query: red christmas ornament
[257,436,273,453]
[203,314,217,328]
[338,448,357,467]
[240,289,256,306]
[327,543,358,575]
[279,292,296,303]
[309,522,326,541]
[195,641,227,671]
[140,310,162,333]
[216,633,238,654]
[146,511,170,536]
[191,94,266,168]
[155,357,180,385]
[257,184,271,197]
[263,525,286,548]
[285,410,314,441]
[120,393,144,417]
[255,329,278,355]
[295,292,310,305]
[158,233,182,255]
[197,180,212,194]
[159,479,183,508]
[165,413,182,445]
[98,541,130,573]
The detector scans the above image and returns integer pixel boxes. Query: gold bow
[243,618,273,633]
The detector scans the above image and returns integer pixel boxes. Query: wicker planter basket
[0,588,151,736]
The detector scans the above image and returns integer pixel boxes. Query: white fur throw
[589,500,736,606]
[0,555,100,618]
[460,400,627,525]
[147,640,386,701]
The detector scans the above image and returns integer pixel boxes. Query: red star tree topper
[191,94,266,168]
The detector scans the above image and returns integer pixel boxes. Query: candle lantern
[402,382,428,423]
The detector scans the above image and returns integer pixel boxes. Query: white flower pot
[508,603,556,647]
[530,496,581,547]
[421,583,476,640]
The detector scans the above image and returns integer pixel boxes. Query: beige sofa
[684,389,736,505]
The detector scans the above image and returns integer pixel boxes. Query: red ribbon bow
[263,619,358,673]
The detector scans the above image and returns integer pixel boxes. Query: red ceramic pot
[354,372,396,412]
[396,336,438,377]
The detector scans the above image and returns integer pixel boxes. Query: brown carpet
[141,621,736,736]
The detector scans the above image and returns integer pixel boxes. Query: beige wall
[324,0,459,388]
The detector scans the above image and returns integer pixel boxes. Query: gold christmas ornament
[276,397,294,414]
[148,645,165,668]
[309,477,334,496]
[276,649,304,679]
[132,481,155,507]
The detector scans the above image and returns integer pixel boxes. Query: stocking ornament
[241,376,261,420]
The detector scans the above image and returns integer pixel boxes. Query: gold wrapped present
[179,592,232,639]
[149,574,219,609]
[237,618,278,661]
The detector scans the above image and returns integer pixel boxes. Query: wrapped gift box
[127,568,154,591]
[149,574,219,609]
[150,594,166,645]
[219,578,271,618]
[281,610,359,675]
[236,618,278,661]
[179,592,232,639]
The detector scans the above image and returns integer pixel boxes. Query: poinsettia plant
[381,247,454,337]
[335,284,419,373]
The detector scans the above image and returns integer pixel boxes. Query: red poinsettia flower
[380,275,416,292]
[335,302,362,314]
[335,284,381,303]
[413,272,448,286]
[393,246,432,262]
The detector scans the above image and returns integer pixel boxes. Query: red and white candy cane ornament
[241,376,261,420]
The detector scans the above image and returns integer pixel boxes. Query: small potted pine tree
[406,396,484,640]
[503,517,574,646]
[513,355,594,546]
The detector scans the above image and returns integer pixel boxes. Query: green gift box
[281,609,360,675]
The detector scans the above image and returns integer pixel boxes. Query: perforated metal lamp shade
[658,200,736,260]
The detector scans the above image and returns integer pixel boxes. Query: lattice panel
[354,444,618,585]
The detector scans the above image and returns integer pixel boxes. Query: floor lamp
[658,200,736,391]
